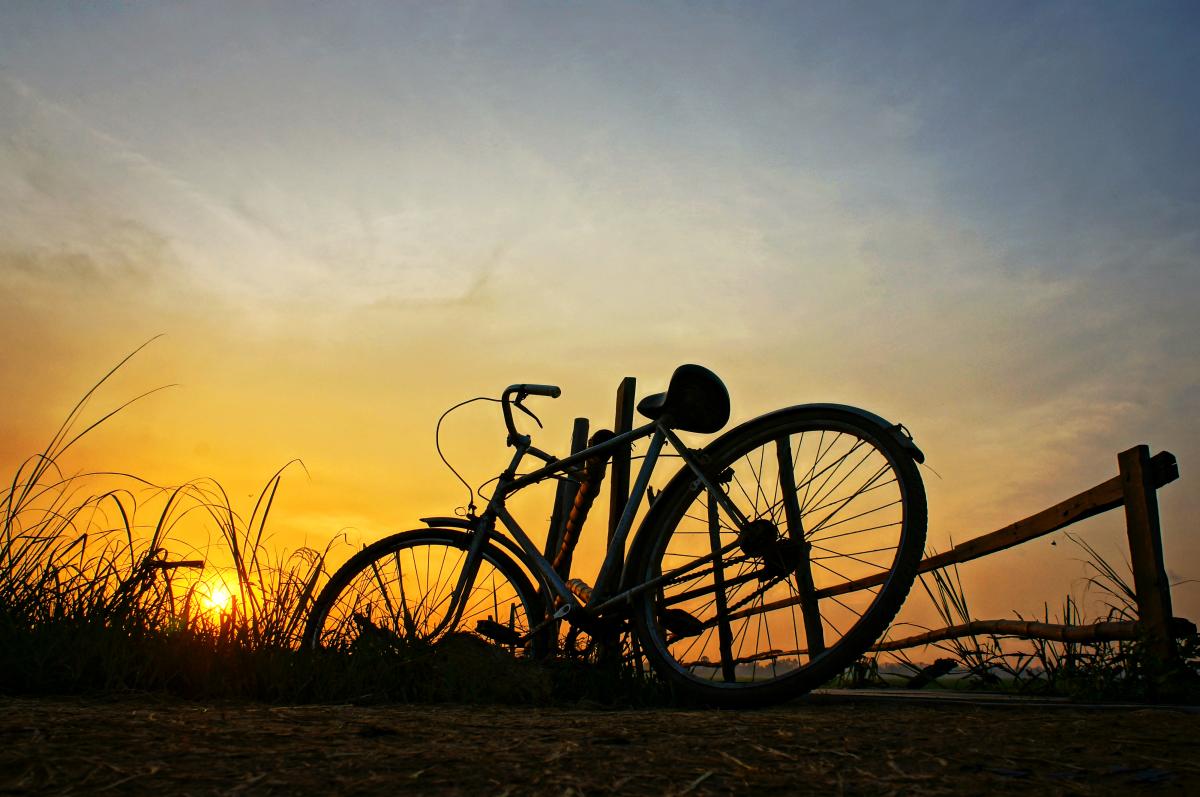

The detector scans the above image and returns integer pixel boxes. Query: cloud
[0,72,500,310]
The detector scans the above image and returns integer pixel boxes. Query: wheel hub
[739,519,807,577]
[738,518,779,558]
[762,538,806,577]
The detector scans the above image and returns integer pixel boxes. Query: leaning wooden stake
[873,617,1197,653]
[1119,444,1179,666]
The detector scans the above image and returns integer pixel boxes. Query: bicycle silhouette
[304,365,926,707]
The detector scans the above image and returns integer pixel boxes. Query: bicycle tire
[627,406,926,707]
[302,528,547,658]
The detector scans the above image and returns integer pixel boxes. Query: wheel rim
[311,537,537,655]
[642,419,919,688]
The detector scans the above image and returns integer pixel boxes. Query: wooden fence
[549,377,1189,667]
[873,444,1186,663]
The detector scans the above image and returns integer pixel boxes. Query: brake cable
[434,396,502,517]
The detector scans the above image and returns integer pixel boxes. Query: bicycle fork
[424,511,502,640]
[430,504,583,642]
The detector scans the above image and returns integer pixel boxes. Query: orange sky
[1,3,1197,634]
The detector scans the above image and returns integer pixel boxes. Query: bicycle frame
[303,374,929,707]
[439,417,755,637]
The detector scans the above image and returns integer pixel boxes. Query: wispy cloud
[0,71,500,308]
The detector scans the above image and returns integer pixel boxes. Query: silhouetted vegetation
[0,345,665,706]
[4,344,1192,706]
[845,542,1200,700]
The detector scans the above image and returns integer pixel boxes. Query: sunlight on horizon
[201,582,234,618]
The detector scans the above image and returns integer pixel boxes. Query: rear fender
[781,403,924,464]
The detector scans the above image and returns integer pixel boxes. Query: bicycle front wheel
[628,406,927,706]
[303,529,546,657]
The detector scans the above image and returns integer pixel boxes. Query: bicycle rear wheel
[628,406,926,706]
[303,528,546,657]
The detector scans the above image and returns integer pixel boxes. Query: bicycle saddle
[636,364,730,433]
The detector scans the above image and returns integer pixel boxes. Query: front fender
[418,515,533,573]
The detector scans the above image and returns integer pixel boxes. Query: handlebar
[502,383,561,446]
[507,383,561,399]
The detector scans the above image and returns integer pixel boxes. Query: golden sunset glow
[201,583,234,618]
[0,3,1196,638]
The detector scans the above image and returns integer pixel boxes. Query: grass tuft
[0,343,667,706]
[855,535,1199,700]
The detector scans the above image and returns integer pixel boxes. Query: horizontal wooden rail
[872,616,1198,652]
[678,614,1200,666]
[143,559,204,570]
[817,450,1179,600]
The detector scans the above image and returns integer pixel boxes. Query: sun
[202,583,234,616]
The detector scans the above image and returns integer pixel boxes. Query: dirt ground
[2,694,1198,795]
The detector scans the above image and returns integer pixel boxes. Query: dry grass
[7,340,1192,707]
[0,341,662,706]
[863,539,1200,699]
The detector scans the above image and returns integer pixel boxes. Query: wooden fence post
[608,378,636,543]
[1118,444,1179,666]
[606,377,636,591]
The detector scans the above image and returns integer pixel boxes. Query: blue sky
[1,2,1197,624]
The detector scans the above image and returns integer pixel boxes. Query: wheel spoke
[806,464,893,538]
[641,416,923,700]
[802,443,874,521]
[306,533,542,657]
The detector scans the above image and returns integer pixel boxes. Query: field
[4,694,1199,795]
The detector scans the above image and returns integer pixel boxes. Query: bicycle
[302,364,927,707]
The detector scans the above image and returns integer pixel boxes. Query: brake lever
[513,397,544,429]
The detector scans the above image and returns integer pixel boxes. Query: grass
[13,343,1192,706]
[0,343,664,706]
[858,536,1200,700]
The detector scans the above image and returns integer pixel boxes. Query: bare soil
[2,694,1198,795]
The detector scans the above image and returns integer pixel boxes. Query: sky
[1,1,1197,630]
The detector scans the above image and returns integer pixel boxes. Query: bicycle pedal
[475,618,523,647]
[659,608,705,637]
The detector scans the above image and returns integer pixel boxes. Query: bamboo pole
[719,450,1180,625]
[816,450,1179,600]
[684,615,1200,667]
[872,617,1197,653]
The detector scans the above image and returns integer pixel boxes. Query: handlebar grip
[506,383,561,399]
[518,383,561,398]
